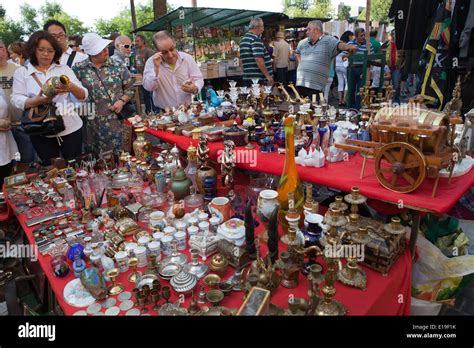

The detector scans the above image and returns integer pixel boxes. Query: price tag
[233,58,239,67]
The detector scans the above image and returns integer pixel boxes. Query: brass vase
[132,127,152,162]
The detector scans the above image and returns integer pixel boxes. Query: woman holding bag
[11,30,87,166]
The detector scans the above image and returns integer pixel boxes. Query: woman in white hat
[73,32,136,154]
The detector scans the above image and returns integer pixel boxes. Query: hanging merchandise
[419,0,453,110]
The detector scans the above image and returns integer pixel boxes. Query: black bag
[21,73,65,136]
[92,68,136,120]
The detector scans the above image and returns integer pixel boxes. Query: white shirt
[11,62,88,137]
[371,65,391,88]
[60,48,88,68]
[0,90,19,165]
[143,52,204,109]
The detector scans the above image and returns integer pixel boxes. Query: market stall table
[5,191,412,316]
[140,126,474,257]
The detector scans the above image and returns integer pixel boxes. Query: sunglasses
[120,44,133,49]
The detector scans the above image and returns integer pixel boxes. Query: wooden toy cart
[336,106,462,197]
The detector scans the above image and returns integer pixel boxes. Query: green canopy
[134,6,289,32]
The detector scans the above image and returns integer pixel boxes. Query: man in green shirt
[370,30,381,54]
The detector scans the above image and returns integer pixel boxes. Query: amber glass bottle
[277,116,304,232]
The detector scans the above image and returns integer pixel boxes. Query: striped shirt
[239,32,273,81]
[295,35,340,91]
[348,39,375,65]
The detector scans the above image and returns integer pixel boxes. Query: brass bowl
[206,289,224,307]
[203,274,221,289]
[218,282,233,296]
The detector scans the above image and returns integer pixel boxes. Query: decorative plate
[63,278,96,308]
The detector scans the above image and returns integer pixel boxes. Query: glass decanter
[184,186,204,213]
[184,145,198,188]
[276,116,304,232]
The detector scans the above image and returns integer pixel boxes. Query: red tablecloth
[6,178,411,316]
[143,127,474,214]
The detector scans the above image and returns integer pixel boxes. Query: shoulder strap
[92,67,114,104]
[67,50,77,68]
[31,73,43,88]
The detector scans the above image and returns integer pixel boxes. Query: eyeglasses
[37,47,55,55]
[120,44,132,49]
[51,33,66,39]
[69,44,79,48]
[160,47,176,55]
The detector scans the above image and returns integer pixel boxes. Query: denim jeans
[141,86,160,114]
[11,126,36,164]
[348,66,363,110]
[391,69,401,104]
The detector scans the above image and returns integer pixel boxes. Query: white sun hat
[81,33,112,56]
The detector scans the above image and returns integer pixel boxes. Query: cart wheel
[374,142,426,193]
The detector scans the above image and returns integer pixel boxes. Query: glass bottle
[63,184,76,209]
[184,145,198,188]
[277,116,304,232]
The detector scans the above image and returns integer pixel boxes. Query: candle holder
[184,248,209,279]
[314,258,346,316]
[303,184,314,212]
[351,227,370,245]
[344,187,367,215]
[384,217,409,235]
[329,196,348,214]
[188,291,201,315]
[127,257,142,283]
[337,254,367,290]
[106,268,124,296]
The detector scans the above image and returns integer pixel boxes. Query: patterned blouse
[73,58,135,117]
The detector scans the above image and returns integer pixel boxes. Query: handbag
[21,73,65,136]
[92,68,136,120]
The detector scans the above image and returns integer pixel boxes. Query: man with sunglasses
[111,35,133,71]
[143,31,203,110]
[44,19,87,68]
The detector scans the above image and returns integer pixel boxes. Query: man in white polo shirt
[44,19,88,68]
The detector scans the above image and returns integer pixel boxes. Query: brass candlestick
[329,196,348,214]
[384,217,409,235]
[337,254,367,290]
[314,258,346,316]
[106,268,124,296]
[276,251,300,289]
[303,184,314,212]
[128,257,141,283]
[344,187,367,216]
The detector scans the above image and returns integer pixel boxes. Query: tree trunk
[153,0,167,20]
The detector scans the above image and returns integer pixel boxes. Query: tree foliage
[95,0,174,43]
[357,0,392,22]
[282,0,334,19]
[40,1,90,35]
[338,5,351,20]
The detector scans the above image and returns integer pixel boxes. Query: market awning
[134,6,289,32]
